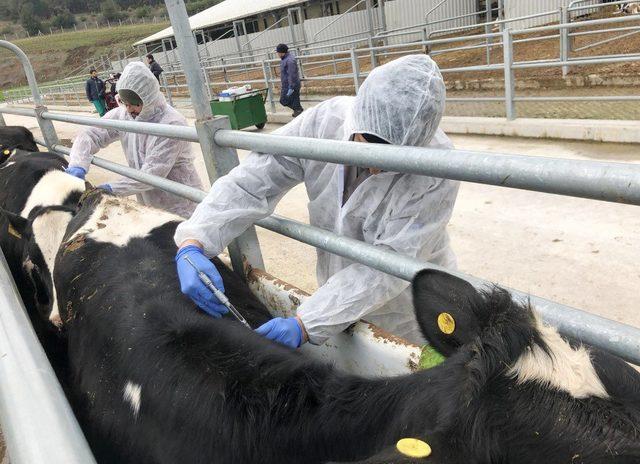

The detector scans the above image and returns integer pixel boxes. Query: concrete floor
[4,111,640,332]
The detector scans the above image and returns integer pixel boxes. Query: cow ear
[0,209,30,240]
[412,269,483,356]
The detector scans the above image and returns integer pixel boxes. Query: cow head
[412,269,612,400]
[2,206,76,325]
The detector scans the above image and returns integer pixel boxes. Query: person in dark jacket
[85,69,107,117]
[276,43,303,117]
[147,54,164,82]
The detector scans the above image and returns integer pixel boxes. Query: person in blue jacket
[276,43,304,117]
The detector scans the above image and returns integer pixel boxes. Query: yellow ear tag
[7,223,22,239]
[3,149,10,155]
[396,438,432,459]
[437,312,455,335]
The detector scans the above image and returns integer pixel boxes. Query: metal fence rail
[32,136,640,368]
[0,251,97,464]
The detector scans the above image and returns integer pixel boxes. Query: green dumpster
[210,88,268,130]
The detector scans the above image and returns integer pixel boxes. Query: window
[245,19,260,34]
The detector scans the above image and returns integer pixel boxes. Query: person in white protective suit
[174,55,460,347]
[65,61,203,218]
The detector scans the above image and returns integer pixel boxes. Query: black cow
[0,126,39,163]
[7,188,640,464]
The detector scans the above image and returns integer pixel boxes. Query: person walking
[147,54,164,82]
[276,43,304,117]
[85,69,107,117]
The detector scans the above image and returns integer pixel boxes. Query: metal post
[233,20,245,61]
[262,60,276,113]
[287,8,298,45]
[161,39,169,66]
[296,6,308,47]
[164,0,264,275]
[379,0,387,41]
[368,36,377,68]
[561,6,570,77]
[202,67,212,100]
[62,85,68,107]
[422,28,430,55]
[332,45,338,74]
[0,41,59,148]
[350,48,361,91]
[162,73,173,106]
[485,0,492,65]
[221,57,229,83]
[365,0,376,38]
[0,252,98,464]
[502,28,516,120]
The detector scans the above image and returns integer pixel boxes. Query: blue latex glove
[65,166,86,180]
[97,184,113,193]
[286,88,294,97]
[255,317,303,348]
[175,245,228,318]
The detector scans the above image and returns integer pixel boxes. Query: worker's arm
[85,80,92,101]
[108,133,187,196]
[68,108,122,172]
[174,109,319,256]
[297,176,460,345]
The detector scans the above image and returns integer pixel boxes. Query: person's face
[91,71,97,78]
[277,52,286,59]
[146,57,152,64]
[122,100,143,118]
[353,133,382,175]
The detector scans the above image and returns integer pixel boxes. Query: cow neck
[306,361,458,461]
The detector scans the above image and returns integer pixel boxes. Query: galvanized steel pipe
[37,139,640,366]
[212,130,640,206]
[41,111,198,141]
[0,252,97,464]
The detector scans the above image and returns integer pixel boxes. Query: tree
[50,10,76,29]
[101,0,125,22]
[20,4,43,35]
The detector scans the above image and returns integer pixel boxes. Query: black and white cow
[0,151,84,358]
[7,188,640,464]
[0,126,39,163]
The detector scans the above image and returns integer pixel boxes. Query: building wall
[503,0,600,30]
[384,0,478,44]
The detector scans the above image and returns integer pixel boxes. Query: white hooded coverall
[175,55,460,345]
[69,62,203,218]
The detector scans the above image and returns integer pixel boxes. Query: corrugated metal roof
[135,0,306,45]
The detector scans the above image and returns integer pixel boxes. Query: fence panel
[504,0,599,30]
[385,0,477,45]
[303,9,374,52]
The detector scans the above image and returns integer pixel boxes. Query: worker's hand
[97,184,113,193]
[255,317,305,348]
[175,245,228,318]
[65,166,87,180]
[286,88,294,97]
